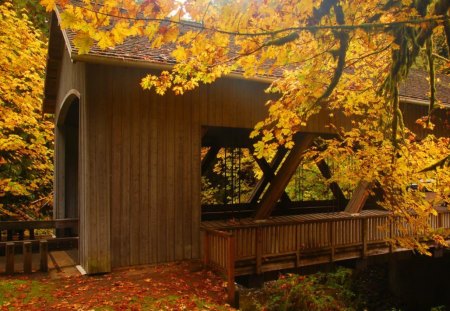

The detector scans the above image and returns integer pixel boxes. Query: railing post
[389,218,394,253]
[255,227,262,275]
[29,228,35,240]
[18,230,24,241]
[7,230,13,241]
[23,242,32,273]
[227,235,236,306]
[40,240,48,272]
[5,242,15,275]
[203,231,210,265]
[330,221,335,262]
[362,218,368,258]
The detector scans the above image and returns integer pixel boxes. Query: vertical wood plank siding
[58,56,448,271]
[83,64,283,267]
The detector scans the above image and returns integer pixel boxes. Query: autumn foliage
[0,1,53,220]
[41,0,450,252]
[0,261,233,310]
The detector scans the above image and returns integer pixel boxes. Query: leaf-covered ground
[0,261,235,310]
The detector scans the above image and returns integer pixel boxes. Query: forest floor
[0,261,235,310]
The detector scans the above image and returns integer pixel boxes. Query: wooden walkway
[201,209,450,303]
[0,219,78,275]
[0,249,79,277]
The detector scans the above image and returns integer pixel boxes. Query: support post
[344,180,371,214]
[316,159,346,207]
[251,153,291,205]
[5,242,15,275]
[255,227,262,274]
[203,231,210,265]
[227,235,236,306]
[330,221,336,262]
[23,242,32,273]
[7,230,13,241]
[201,145,220,175]
[29,229,35,240]
[389,219,394,253]
[40,240,48,272]
[255,134,316,219]
[362,218,368,258]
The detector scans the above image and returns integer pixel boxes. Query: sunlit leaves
[46,0,450,253]
[0,1,53,219]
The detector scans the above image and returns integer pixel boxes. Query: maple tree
[7,0,50,35]
[0,1,54,220]
[42,0,450,253]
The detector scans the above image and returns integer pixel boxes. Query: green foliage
[7,0,50,36]
[261,268,355,311]
[286,161,335,201]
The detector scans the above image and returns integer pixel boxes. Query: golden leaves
[50,0,450,252]
[1,1,54,219]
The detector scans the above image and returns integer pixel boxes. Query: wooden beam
[255,134,316,220]
[316,159,346,205]
[201,146,220,175]
[344,180,371,214]
[249,148,290,204]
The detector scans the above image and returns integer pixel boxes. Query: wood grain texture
[54,53,449,272]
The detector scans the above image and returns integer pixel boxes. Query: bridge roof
[43,6,450,112]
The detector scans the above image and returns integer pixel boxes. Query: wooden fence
[201,209,450,302]
[0,219,78,274]
[202,228,236,305]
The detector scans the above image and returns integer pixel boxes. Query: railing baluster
[227,235,235,306]
[256,227,262,275]
[40,240,48,272]
[362,218,368,258]
[5,242,14,275]
[23,242,32,273]
[203,231,210,265]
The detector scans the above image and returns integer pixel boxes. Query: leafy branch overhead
[43,0,450,253]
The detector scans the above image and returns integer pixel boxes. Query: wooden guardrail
[0,219,79,274]
[0,218,78,240]
[202,228,235,305]
[202,210,450,302]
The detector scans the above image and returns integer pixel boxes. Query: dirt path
[0,261,235,310]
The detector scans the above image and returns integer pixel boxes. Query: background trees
[0,1,53,220]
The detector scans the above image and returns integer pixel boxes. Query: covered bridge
[44,9,450,275]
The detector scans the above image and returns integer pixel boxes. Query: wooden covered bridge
[39,5,450,291]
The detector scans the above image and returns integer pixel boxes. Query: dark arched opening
[56,95,79,237]
[62,100,79,220]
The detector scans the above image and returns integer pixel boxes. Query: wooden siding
[55,55,449,272]
[85,64,374,268]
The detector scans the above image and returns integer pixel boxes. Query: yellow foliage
[46,0,450,253]
[0,1,53,219]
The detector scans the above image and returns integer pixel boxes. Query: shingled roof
[43,8,450,113]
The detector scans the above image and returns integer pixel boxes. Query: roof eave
[71,53,275,84]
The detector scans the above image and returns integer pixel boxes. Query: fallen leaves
[0,261,235,310]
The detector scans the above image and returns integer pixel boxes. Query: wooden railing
[0,218,78,240]
[0,219,79,274]
[202,228,235,305]
[202,210,450,302]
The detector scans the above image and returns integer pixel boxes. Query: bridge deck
[201,208,450,302]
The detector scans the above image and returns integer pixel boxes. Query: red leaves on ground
[0,261,235,310]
